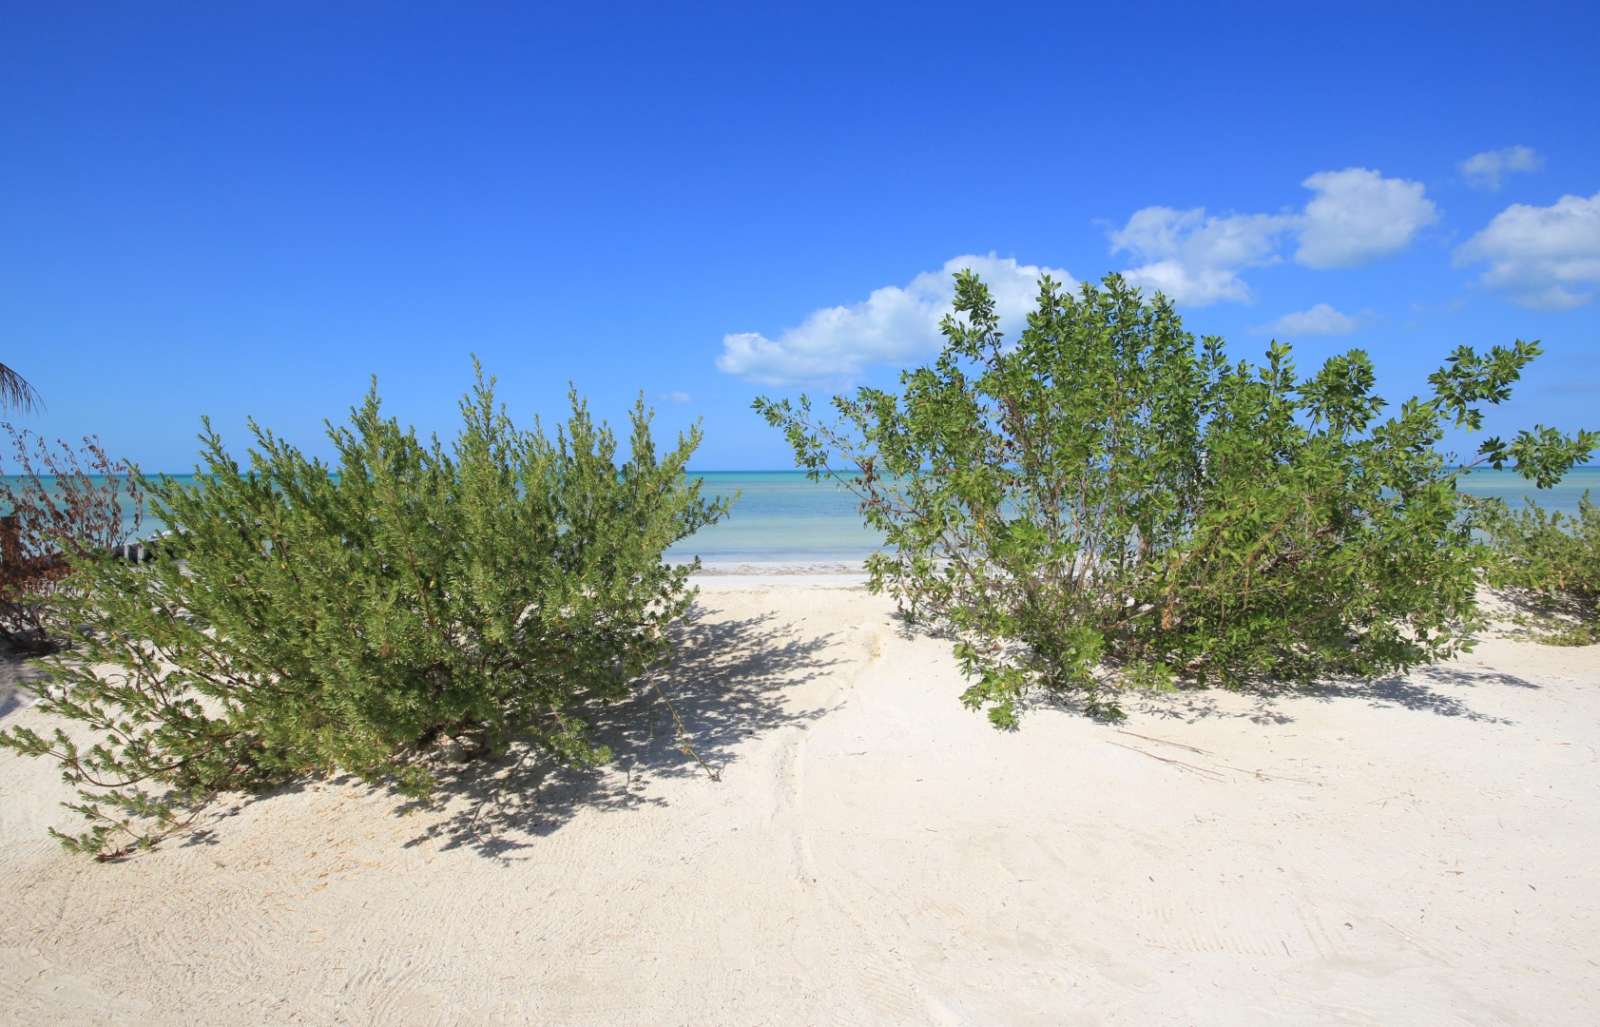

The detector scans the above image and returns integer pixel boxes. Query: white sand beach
[2,584,1597,1025]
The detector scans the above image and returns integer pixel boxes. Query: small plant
[1478,493,1600,644]
[758,271,1595,725]
[0,425,142,651]
[0,365,727,857]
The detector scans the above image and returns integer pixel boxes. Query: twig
[649,676,720,781]
[1105,740,1225,780]
[1114,729,1211,755]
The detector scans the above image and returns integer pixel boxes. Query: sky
[4,1,1598,471]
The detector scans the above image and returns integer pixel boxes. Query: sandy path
[2,586,1596,1024]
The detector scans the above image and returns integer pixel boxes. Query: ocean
[4,467,1597,566]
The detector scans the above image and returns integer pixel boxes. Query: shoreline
[686,559,870,589]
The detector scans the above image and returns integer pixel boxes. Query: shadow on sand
[886,604,1542,729]
[0,644,48,721]
[383,603,842,860]
[1130,662,1539,726]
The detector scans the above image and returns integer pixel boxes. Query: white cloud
[1295,168,1439,269]
[1459,146,1544,190]
[663,390,692,404]
[1257,303,1361,337]
[1109,168,1438,304]
[715,253,1075,385]
[1455,191,1600,309]
[1110,207,1295,304]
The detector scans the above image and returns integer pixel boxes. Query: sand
[2,585,1597,1025]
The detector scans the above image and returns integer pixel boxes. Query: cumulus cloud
[1109,167,1437,304]
[1454,191,1600,309]
[1110,207,1295,304]
[715,253,1075,385]
[1295,168,1439,268]
[1459,146,1544,190]
[1256,303,1361,337]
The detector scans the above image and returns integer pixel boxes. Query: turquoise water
[1450,466,1600,513]
[4,468,1596,565]
[676,467,1600,564]
[671,471,880,564]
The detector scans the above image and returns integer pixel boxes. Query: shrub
[0,365,727,857]
[757,272,1596,725]
[1478,492,1600,644]
[0,425,142,651]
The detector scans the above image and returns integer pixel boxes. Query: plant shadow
[392,603,841,860]
[1129,663,1540,726]
[1481,586,1599,646]
[886,603,1543,729]
[0,642,48,720]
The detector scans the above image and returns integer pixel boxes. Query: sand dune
[2,585,1596,1025]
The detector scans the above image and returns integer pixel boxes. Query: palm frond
[0,363,42,413]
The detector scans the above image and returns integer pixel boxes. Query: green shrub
[0,365,727,857]
[1479,493,1600,644]
[758,272,1595,725]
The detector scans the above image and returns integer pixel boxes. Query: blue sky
[4,2,1597,470]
